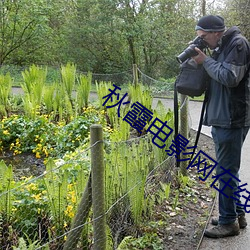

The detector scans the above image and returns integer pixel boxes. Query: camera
[176,36,208,63]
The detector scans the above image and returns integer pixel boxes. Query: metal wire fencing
[0,123,178,249]
[0,65,190,249]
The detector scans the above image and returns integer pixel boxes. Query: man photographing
[192,15,250,238]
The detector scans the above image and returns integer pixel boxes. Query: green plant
[178,172,191,189]
[150,100,175,164]
[0,73,12,116]
[0,161,15,222]
[0,108,103,158]
[105,136,154,232]
[117,233,163,250]
[96,81,131,128]
[60,62,76,102]
[159,182,171,202]
[13,233,49,250]
[12,177,49,241]
[43,159,66,214]
[128,83,153,111]
[76,72,92,110]
[96,81,113,109]
[21,65,47,118]
[172,190,180,210]
[43,84,56,114]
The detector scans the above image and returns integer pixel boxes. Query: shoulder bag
[175,58,209,97]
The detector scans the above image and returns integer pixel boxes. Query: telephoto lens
[176,36,208,63]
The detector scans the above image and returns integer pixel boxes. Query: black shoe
[204,222,240,238]
[211,214,247,229]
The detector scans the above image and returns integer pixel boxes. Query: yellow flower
[71,195,76,204]
[42,147,49,157]
[12,207,17,212]
[65,205,74,218]
[14,149,22,155]
[26,183,37,191]
[3,130,9,135]
[36,152,41,158]
[32,193,42,201]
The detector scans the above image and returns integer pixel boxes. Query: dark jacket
[203,26,250,128]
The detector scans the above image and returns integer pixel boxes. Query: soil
[0,152,45,180]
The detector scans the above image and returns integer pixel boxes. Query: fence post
[133,64,138,86]
[180,94,189,175]
[91,124,106,250]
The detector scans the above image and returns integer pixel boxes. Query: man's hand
[192,47,207,64]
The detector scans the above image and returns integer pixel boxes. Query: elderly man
[192,15,250,238]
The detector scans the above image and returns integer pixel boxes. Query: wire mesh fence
[0,126,178,249]
[0,64,191,249]
[1,64,175,97]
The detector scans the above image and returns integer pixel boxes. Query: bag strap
[190,90,208,161]
[174,80,180,167]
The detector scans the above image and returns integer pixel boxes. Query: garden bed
[0,65,216,249]
[0,129,216,250]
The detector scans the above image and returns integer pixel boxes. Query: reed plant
[76,72,92,112]
[96,81,129,128]
[105,136,153,226]
[0,73,12,116]
[96,81,113,109]
[21,65,47,118]
[0,161,14,222]
[128,83,152,111]
[60,63,76,102]
[43,84,55,114]
[52,82,73,122]
[151,100,175,164]
[43,158,69,243]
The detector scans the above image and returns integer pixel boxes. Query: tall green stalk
[52,82,73,122]
[43,159,68,230]
[152,100,175,163]
[0,73,12,116]
[105,136,153,225]
[21,65,47,118]
[43,84,55,114]
[128,83,152,111]
[61,63,76,102]
[76,72,92,112]
[96,81,113,109]
[0,160,14,222]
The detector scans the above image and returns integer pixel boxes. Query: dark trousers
[211,126,249,225]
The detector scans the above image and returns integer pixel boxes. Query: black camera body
[176,36,208,63]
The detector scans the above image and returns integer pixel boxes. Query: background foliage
[0,0,249,79]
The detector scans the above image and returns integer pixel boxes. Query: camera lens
[176,45,198,63]
[176,37,208,63]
